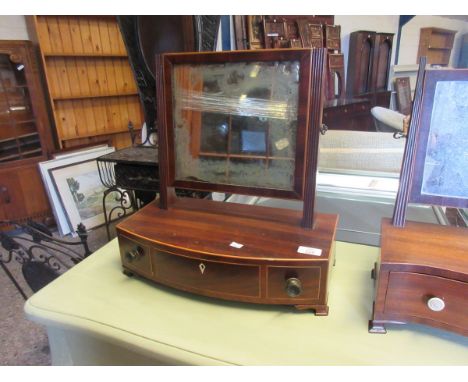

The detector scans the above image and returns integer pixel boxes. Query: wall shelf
[44,52,129,58]
[31,15,144,149]
[52,91,139,101]
[417,27,456,66]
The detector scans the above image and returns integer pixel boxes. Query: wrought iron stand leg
[102,187,138,241]
[0,262,28,300]
[129,190,138,211]
[102,186,118,242]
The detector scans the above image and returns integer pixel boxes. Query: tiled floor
[0,223,114,365]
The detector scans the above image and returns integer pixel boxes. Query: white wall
[0,15,29,40]
[398,15,468,67]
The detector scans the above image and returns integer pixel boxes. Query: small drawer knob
[285,277,302,298]
[427,297,445,312]
[125,247,143,263]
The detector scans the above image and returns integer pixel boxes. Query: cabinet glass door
[0,53,42,163]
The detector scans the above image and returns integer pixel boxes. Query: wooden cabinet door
[373,33,394,92]
[346,31,376,97]
[0,162,51,222]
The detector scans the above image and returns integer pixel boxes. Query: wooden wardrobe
[346,30,394,108]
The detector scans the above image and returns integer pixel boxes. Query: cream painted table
[24,239,468,365]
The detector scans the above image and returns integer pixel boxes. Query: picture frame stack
[39,145,118,236]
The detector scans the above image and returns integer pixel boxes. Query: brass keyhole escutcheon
[199,263,206,275]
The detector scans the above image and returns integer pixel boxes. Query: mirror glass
[421,80,468,199]
[171,60,300,190]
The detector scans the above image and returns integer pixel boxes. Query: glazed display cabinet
[0,40,54,222]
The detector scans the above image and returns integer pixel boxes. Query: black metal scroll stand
[97,155,139,242]
[101,184,138,242]
[97,123,159,241]
[0,220,91,299]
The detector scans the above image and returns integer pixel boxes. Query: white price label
[230,242,244,249]
[297,246,322,257]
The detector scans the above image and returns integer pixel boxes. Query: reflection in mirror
[172,60,300,190]
[318,130,405,178]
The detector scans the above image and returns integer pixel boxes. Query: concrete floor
[0,222,115,365]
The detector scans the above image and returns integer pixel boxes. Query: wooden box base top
[370,218,468,336]
[116,199,338,315]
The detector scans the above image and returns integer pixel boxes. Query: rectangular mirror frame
[159,49,317,200]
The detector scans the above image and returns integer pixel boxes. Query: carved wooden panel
[324,25,341,51]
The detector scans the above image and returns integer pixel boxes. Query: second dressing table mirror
[117,49,339,315]
[370,59,468,335]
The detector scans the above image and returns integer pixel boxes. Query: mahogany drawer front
[354,102,371,113]
[151,249,261,299]
[323,106,348,119]
[323,103,369,119]
[266,266,321,302]
[384,272,468,329]
[119,235,152,278]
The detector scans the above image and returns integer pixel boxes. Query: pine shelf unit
[28,15,144,149]
[417,27,457,66]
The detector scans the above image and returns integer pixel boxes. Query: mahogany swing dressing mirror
[393,66,468,226]
[117,49,337,314]
[370,63,468,335]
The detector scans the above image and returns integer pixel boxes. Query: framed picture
[409,69,468,208]
[48,157,123,234]
[38,146,115,236]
